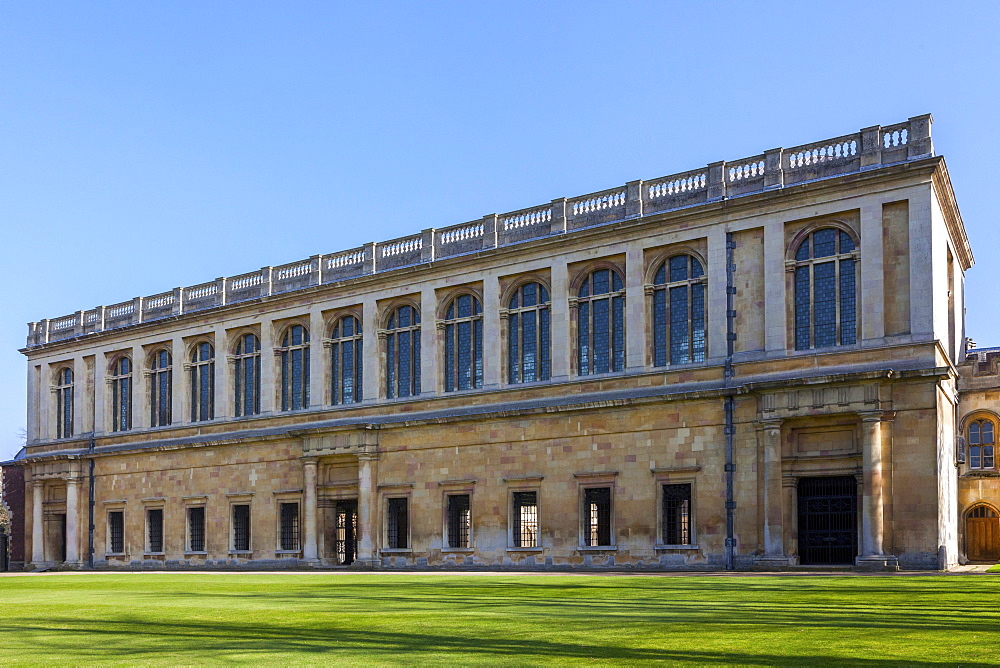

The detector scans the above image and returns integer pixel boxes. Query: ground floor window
[108,511,124,554]
[335,500,358,565]
[583,487,612,547]
[187,507,206,552]
[447,494,471,548]
[661,484,691,545]
[232,504,251,552]
[386,497,409,549]
[511,491,538,548]
[279,502,300,551]
[146,508,164,553]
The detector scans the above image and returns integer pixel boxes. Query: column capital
[781,476,798,489]
[859,410,884,423]
[757,418,783,432]
[301,456,319,467]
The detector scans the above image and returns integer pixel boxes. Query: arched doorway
[966,505,1000,562]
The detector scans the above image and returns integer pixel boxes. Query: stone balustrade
[25,115,934,347]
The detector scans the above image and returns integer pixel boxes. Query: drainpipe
[724,233,737,571]
[87,434,95,569]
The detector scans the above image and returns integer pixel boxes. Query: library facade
[5,114,997,571]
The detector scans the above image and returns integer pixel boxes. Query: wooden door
[967,506,1000,562]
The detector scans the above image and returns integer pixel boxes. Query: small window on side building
[447,494,471,549]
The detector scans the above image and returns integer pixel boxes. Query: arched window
[968,418,996,470]
[233,333,261,417]
[443,294,483,392]
[189,342,215,422]
[55,367,74,439]
[652,255,706,366]
[577,267,625,375]
[149,350,172,427]
[109,356,132,432]
[507,282,550,384]
[330,316,363,405]
[793,228,857,350]
[280,325,310,411]
[385,305,420,399]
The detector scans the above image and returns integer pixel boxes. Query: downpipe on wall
[87,434,95,570]
[724,233,737,571]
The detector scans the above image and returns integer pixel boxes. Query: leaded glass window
[233,333,261,417]
[189,342,215,422]
[330,316,363,405]
[447,494,471,548]
[793,228,858,350]
[507,282,551,384]
[969,419,996,470]
[109,356,132,432]
[280,325,310,411]
[576,268,625,375]
[385,305,421,399]
[55,367,74,439]
[652,256,706,366]
[149,350,172,427]
[662,483,691,545]
[512,491,538,548]
[443,294,483,392]
[584,487,612,546]
[386,497,409,549]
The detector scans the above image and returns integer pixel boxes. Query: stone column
[302,458,319,561]
[31,480,44,564]
[759,420,786,561]
[65,477,80,564]
[857,411,898,569]
[783,477,798,560]
[356,451,379,566]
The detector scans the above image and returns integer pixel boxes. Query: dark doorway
[335,500,358,566]
[0,525,8,571]
[798,476,858,565]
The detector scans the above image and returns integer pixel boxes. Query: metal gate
[798,476,858,565]
[335,500,358,566]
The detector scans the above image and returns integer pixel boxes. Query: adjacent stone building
[5,114,991,571]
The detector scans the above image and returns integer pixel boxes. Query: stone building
[4,114,987,571]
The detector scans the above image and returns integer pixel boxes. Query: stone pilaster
[31,480,44,565]
[302,458,319,562]
[755,420,791,568]
[356,450,379,567]
[65,477,81,564]
[857,411,899,570]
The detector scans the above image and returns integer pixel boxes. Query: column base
[349,557,380,570]
[752,556,795,570]
[855,554,900,571]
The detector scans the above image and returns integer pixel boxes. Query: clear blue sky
[2,1,998,460]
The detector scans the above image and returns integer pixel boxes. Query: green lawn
[1,573,998,666]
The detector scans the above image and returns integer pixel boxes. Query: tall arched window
[109,356,132,432]
[652,255,706,366]
[149,350,172,427]
[507,282,550,384]
[330,316,363,405]
[55,366,74,439]
[793,228,857,350]
[443,294,483,392]
[576,267,625,375]
[189,342,215,422]
[233,333,261,417]
[280,325,310,411]
[385,305,420,399]
[969,418,996,470]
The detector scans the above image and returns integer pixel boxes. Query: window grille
[149,350,172,427]
[661,484,691,545]
[55,367,74,439]
[330,316,363,405]
[109,357,132,432]
[969,419,996,469]
[279,502,300,551]
[335,501,358,565]
[969,505,999,519]
[189,342,215,422]
[584,487,612,546]
[443,294,483,392]
[147,508,163,553]
[232,504,251,551]
[188,506,205,552]
[652,256,706,366]
[280,325,310,411]
[507,282,551,384]
[233,333,261,417]
[447,494,471,548]
[793,229,857,350]
[385,305,421,399]
[512,491,538,548]
[386,497,409,549]
[577,268,625,375]
[108,511,124,554]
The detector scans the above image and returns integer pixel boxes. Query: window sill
[962,470,1000,477]
[441,547,474,554]
[105,552,126,558]
[578,546,617,552]
[275,550,301,556]
[184,552,208,557]
[228,551,253,556]
[380,548,412,554]
[506,547,543,553]
[655,544,700,551]
[143,552,165,557]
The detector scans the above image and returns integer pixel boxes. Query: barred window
[652,256,706,366]
[279,502,300,551]
[187,506,205,552]
[386,497,409,549]
[189,342,215,422]
[447,494,471,548]
[662,484,692,545]
[149,350,172,427]
[330,316,363,405]
[147,508,164,553]
[55,367,74,439]
[443,294,483,392]
[233,333,261,417]
[109,356,133,432]
[584,487,612,547]
[969,419,996,470]
[794,228,858,350]
[512,491,538,548]
[280,325,310,411]
[108,511,124,554]
[577,268,625,375]
[385,305,421,399]
[232,504,251,551]
[507,282,551,384]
